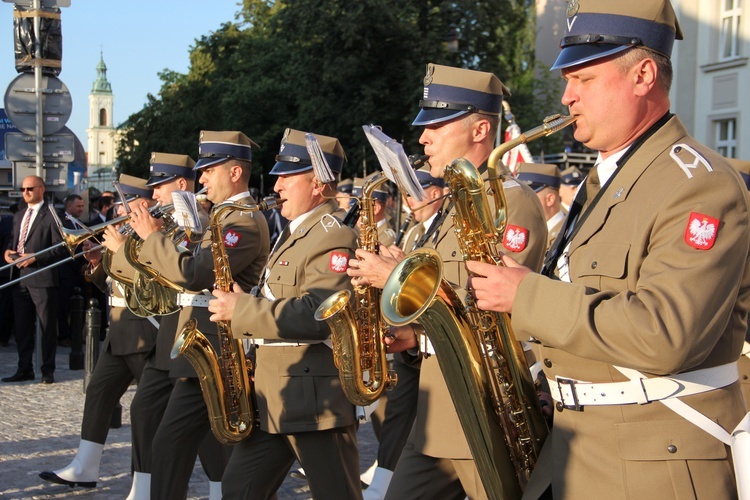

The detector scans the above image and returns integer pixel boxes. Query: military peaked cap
[146,152,196,187]
[413,63,511,126]
[194,131,259,171]
[552,0,684,70]
[270,128,346,176]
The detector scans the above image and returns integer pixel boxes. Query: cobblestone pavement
[0,340,378,499]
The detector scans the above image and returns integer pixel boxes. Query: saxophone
[381,114,576,498]
[314,172,397,406]
[171,196,283,444]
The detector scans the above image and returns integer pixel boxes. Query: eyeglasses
[20,186,42,192]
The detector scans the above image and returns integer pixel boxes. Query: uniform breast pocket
[573,242,630,291]
[268,264,297,299]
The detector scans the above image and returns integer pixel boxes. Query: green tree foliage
[116,0,562,188]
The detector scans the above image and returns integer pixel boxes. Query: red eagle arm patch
[503,225,529,252]
[329,252,349,273]
[684,212,719,250]
[223,229,242,248]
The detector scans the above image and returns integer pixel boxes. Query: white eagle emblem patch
[503,225,528,252]
[223,230,241,248]
[329,252,348,273]
[684,212,719,250]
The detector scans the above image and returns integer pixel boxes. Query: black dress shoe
[1,370,35,382]
[41,373,55,384]
[39,471,96,488]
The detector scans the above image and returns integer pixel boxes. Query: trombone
[0,203,173,290]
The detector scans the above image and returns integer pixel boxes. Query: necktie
[582,166,600,212]
[271,225,291,255]
[17,208,33,253]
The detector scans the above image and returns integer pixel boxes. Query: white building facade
[535,0,749,160]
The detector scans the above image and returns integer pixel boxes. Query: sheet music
[171,190,203,234]
[305,133,336,184]
[362,125,425,201]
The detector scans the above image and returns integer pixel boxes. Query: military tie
[582,166,600,212]
[17,207,33,253]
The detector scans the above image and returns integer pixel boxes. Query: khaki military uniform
[377,219,397,247]
[222,199,361,499]
[79,254,157,445]
[387,170,548,499]
[514,116,750,499]
[128,208,229,481]
[135,195,269,500]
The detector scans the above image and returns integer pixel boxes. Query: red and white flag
[501,123,533,176]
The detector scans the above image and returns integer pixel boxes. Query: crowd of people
[1,0,749,498]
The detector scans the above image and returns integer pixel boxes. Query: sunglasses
[20,186,42,192]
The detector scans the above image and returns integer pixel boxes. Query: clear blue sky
[1,1,242,152]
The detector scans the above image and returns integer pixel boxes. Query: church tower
[87,53,115,174]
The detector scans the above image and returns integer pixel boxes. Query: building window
[715,118,737,158]
[720,0,742,60]
[99,108,107,126]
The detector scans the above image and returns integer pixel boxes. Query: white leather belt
[548,362,739,410]
[109,296,127,308]
[254,338,333,349]
[176,293,212,308]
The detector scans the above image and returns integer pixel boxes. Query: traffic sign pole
[33,0,42,177]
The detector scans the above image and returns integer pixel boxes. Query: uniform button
[451,251,457,257]
[555,402,564,412]
[276,276,281,280]
[674,146,682,153]
[667,445,677,454]
[543,358,552,368]
[303,367,310,373]
[743,374,748,381]
[591,261,598,269]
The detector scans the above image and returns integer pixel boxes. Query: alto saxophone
[171,196,283,444]
[315,173,397,406]
[381,114,575,498]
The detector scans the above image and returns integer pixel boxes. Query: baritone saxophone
[381,114,576,498]
[314,172,397,406]
[172,196,283,444]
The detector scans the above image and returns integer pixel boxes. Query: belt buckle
[557,377,583,411]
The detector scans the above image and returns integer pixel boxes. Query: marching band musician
[127,131,270,500]
[516,163,567,252]
[466,1,750,498]
[124,153,226,499]
[208,129,361,499]
[39,174,158,489]
[729,157,750,408]
[352,173,398,246]
[558,166,583,212]
[348,64,548,499]
[360,167,447,500]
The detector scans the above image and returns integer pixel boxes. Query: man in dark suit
[2,175,66,383]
